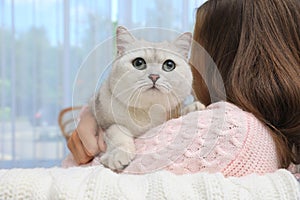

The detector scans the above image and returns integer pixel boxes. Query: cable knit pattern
[123,101,279,176]
[0,167,299,200]
[63,101,279,176]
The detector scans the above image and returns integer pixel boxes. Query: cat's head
[109,26,193,110]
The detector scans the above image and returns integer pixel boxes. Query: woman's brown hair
[191,0,300,168]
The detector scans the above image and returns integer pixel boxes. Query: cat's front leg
[100,124,135,171]
[182,101,205,115]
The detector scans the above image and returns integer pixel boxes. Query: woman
[190,0,300,169]
[65,0,300,176]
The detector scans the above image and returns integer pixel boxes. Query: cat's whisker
[136,79,148,84]
[133,87,142,106]
[115,84,135,94]
[156,83,172,92]
[115,83,146,100]
[128,85,142,106]
[129,86,145,119]
[110,73,146,98]
[168,90,182,105]
[115,80,152,100]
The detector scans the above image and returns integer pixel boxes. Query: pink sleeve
[124,102,240,174]
[124,102,279,177]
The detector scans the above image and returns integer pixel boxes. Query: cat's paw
[182,101,205,115]
[100,147,135,171]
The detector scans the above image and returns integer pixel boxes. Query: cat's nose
[148,74,160,84]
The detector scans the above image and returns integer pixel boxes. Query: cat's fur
[89,26,204,170]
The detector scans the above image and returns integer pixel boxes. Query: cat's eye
[162,59,176,72]
[132,57,147,70]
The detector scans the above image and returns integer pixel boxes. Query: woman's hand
[67,106,106,164]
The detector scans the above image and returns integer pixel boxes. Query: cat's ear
[173,32,192,59]
[116,26,136,55]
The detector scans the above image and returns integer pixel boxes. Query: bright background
[0,0,206,168]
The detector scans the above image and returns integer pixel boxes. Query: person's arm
[124,102,279,176]
[67,106,106,164]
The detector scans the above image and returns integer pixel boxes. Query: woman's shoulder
[201,101,255,126]
[206,101,250,115]
[204,101,274,146]
[205,101,279,176]
[126,101,278,175]
[206,101,263,125]
[136,101,262,146]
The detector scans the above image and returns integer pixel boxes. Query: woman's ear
[116,26,136,55]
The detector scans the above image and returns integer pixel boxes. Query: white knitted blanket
[0,167,299,200]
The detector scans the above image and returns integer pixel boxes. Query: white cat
[89,26,204,171]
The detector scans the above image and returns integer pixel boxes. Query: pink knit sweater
[63,101,279,177]
[123,101,279,176]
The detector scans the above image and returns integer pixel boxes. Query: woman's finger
[67,130,94,164]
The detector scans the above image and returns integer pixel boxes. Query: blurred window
[0,0,206,168]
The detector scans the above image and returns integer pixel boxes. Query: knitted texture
[123,101,279,176]
[0,167,299,200]
[63,101,279,177]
